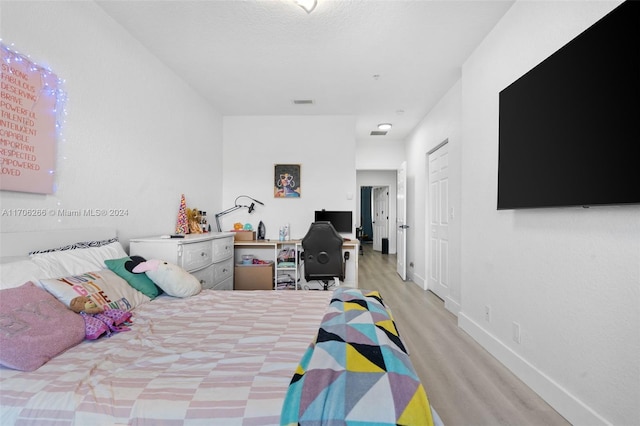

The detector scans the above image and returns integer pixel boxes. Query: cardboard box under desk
[234,262,274,290]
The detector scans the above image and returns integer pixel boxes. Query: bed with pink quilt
[0,229,441,425]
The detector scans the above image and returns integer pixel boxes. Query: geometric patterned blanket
[280,287,434,425]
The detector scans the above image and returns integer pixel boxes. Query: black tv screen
[497,0,640,210]
[314,210,352,233]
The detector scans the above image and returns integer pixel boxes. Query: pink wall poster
[1,43,64,194]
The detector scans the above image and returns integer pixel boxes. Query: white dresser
[129,233,235,290]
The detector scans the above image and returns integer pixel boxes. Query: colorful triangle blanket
[280,287,434,425]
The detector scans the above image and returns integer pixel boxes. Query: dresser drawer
[180,241,212,271]
[212,236,234,262]
[213,257,233,285]
[212,276,233,291]
[191,264,214,289]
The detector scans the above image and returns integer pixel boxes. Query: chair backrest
[301,222,344,282]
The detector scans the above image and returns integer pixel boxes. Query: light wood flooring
[357,243,571,426]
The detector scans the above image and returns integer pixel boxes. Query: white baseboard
[458,312,610,426]
[444,297,460,316]
[410,273,461,316]
[409,272,426,289]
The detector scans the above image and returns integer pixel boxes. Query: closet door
[428,144,449,299]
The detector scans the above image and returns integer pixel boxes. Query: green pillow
[104,257,159,299]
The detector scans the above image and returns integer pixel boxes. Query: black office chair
[301,221,345,290]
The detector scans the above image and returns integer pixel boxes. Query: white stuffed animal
[132,259,201,298]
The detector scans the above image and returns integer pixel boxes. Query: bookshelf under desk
[233,239,359,290]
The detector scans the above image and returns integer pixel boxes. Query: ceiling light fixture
[377,123,392,131]
[294,0,317,14]
[292,99,314,105]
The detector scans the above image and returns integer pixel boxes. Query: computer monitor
[313,210,352,233]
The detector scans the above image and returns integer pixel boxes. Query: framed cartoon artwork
[274,164,301,198]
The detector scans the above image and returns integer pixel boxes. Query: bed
[0,229,441,425]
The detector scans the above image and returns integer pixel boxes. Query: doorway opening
[360,186,374,244]
[360,185,389,252]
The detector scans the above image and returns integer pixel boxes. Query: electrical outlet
[512,322,521,344]
[484,306,491,322]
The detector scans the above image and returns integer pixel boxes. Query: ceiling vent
[292,99,314,105]
[370,130,388,136]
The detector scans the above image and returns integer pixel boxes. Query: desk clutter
[277,248,296,265]
[276,248,298,290]
[240,254,271,265]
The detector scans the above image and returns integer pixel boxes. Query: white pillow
[132,259,201,298]
[38,269,150,311]
[0,259,45,290]
[30,241,128,278]
[28,237,120,255]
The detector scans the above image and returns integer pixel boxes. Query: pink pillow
[0,282,85,371]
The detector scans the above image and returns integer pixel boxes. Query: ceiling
[96,0,513,141]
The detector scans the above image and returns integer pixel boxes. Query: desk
[234,239,359,289]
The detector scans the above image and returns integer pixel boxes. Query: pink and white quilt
[0,289,333,426]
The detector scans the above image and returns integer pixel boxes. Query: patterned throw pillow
[38,269,150,312]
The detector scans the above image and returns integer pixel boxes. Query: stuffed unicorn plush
[132,259,201,298]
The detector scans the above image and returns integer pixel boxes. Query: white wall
[0,1,223,248]
[355,139,404,170]
[457,1,639,425]
[222,115,356,240]
[405,80,463,314]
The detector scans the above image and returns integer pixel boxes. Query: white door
[427,143,449,299]
[372,186,388,252]
[396,161,408,280]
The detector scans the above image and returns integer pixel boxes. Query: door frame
[356,170,398,255]
[396,161,407,280]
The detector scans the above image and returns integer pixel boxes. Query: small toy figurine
[186,208,203,234]
[69,296,103,315]
[69,296,132,340]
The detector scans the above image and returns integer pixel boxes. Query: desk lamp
[215,195,264,232]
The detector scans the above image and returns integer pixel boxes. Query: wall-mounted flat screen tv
[497,0,640,210]
[314,210,352,233]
